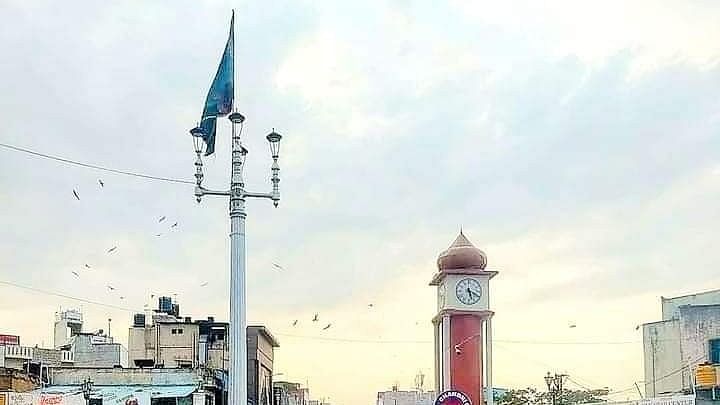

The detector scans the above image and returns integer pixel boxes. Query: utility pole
[651,328,658,397]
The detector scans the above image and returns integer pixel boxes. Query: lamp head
[544,372,554,390]
[190,126,206,155]
[266,130,282,158]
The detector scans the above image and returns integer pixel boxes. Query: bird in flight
[272,263,284,271]
[98,179,104,187]
[368,304,374,308]
[322,323,332,330]
[72,190,80,200]
[569,323,577,329]
[107,285,115,291]
[312,314,319,322]
[119,296,125,300]
[71,271,79,277]
[107,246,117,253]
[292,320,298,327]
[171,222,178,228]
[158,216,166,223]
[200,282,209,287]
[84,264,91,269]
[155,233,163,237]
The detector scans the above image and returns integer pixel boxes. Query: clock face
[455,278,482,305]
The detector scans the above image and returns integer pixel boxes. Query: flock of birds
[69,183,335,326]
[289,304,376,332]
[68,181,385,334]
[70,179,180,301]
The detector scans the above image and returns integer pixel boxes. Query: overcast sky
[1,1,720,404]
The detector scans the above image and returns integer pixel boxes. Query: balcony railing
[4,345,33,359]
[61,350,74,363]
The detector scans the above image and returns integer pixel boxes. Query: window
[710,338,720,364]
[171,329,177,335]
[178,329,183,334]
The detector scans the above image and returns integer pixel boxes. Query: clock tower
[430,231,497,405]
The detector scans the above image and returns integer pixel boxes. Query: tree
[497,388,609,405]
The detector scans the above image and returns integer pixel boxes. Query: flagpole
[228,110,247,405]
[226,9,247,405]
[190,11,282,405]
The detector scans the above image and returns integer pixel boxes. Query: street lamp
[189,112,282,405]
[454,333,482,355]
[544,372,566,405]
[81,378,93,405]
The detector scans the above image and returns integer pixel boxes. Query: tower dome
[437,231,487,272]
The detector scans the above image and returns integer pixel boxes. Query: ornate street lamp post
[191,114,282,405]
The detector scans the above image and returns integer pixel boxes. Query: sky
[0,0,719,404]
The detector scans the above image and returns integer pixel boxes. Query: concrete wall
[128,326,155,366]
[206,346,227,371]
[72,335,127,368]
[678,305,720,389]
[157,324,199,368]
[662,290,720,320]
[50,368,202,386]
[377,390,435,405]
[128,323,199,368]
[33,348,62,367]
[643,319,682,397]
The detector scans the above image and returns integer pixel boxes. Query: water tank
[696,364,716,388]
[133,313,146,327]
[159,296,172,314]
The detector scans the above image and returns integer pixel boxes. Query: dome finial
[438,231,487,271]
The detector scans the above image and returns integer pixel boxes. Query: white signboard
[637,395,695,405]
[7,393,34,405]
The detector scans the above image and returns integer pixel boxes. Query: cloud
[1,2,719,405]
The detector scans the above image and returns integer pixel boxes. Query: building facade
[273,381,309,405]
[0,343,74,383]
[643,289,720,397]
[127,297,279,405]
[376,388,435,405]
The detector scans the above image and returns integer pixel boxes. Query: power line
[275,333,432,344]
[0,142,194,185]
[275,333,645,346]
[496,338,640,345]
[0,279,141,313]
[606,354,707,397]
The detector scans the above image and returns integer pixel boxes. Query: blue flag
[199,13,234,155]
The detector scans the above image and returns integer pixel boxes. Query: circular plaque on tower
[435,390,472,405]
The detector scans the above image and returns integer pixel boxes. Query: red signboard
[0,334,20,345]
